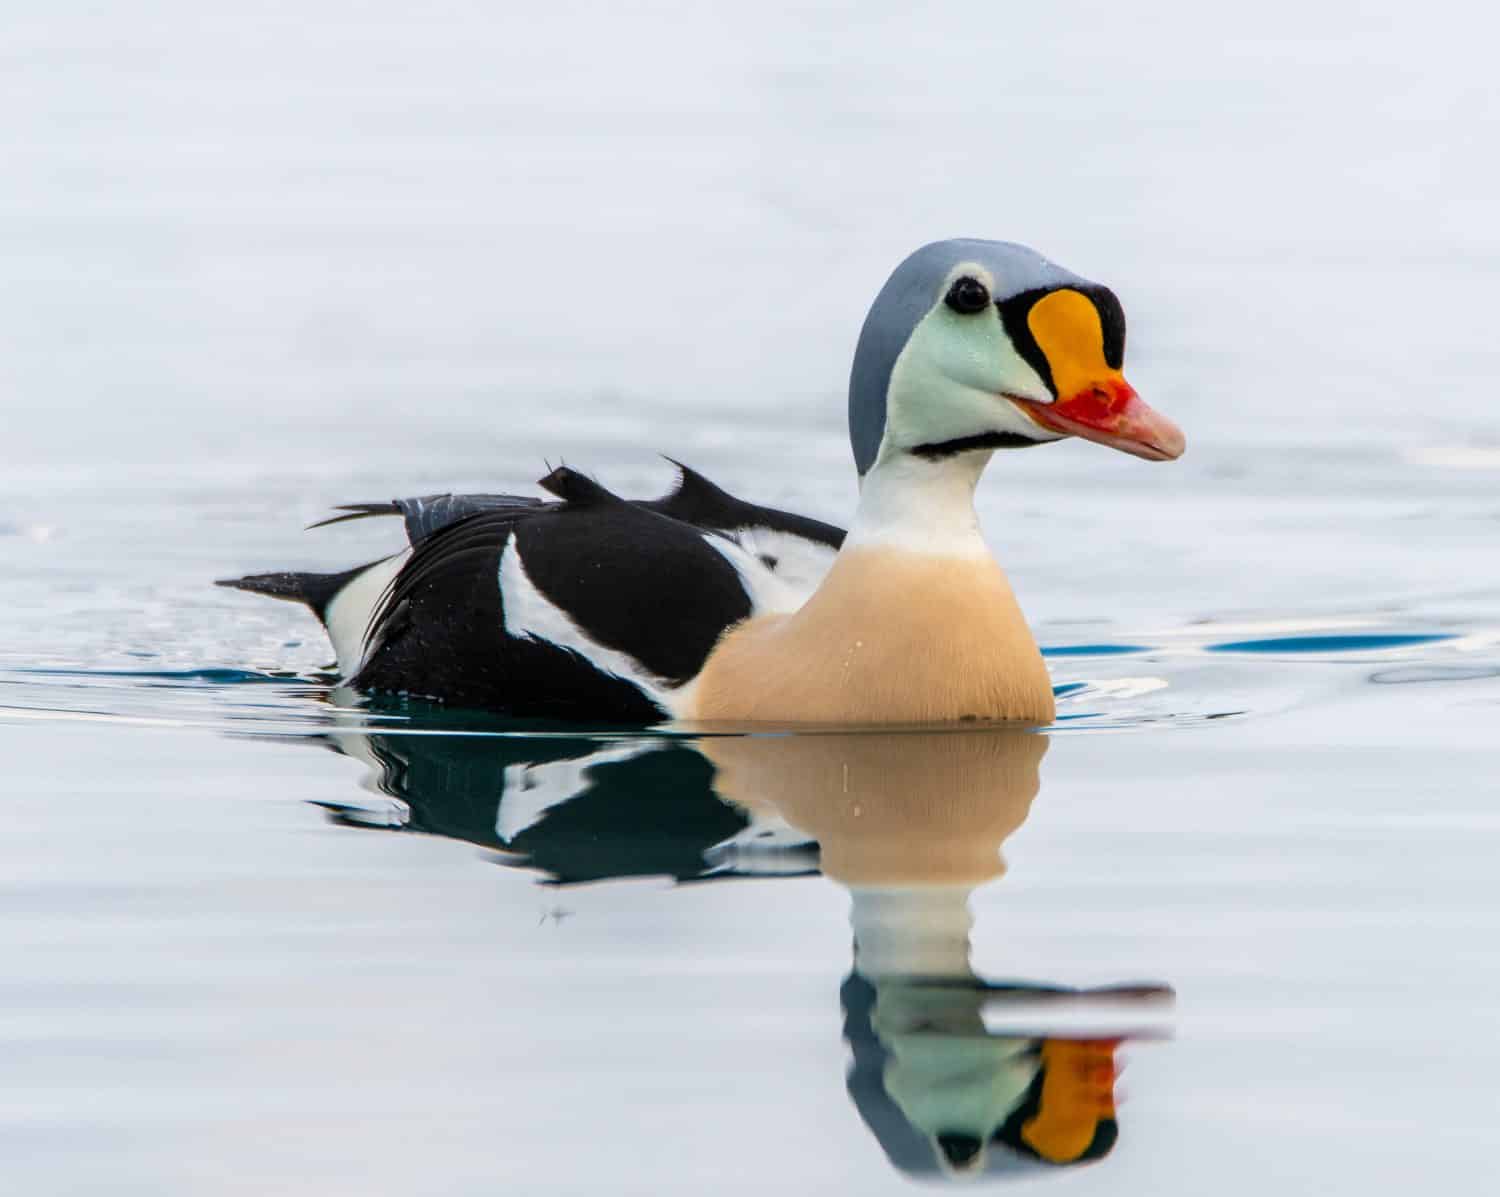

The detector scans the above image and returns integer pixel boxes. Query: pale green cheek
[879,307,1049,456]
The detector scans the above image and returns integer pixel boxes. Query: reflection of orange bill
[1022,1039,1121,1163]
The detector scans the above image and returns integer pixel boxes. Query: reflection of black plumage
[336,730,752,885]
[503,746,742,886]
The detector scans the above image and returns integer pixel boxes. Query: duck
[220,238,1184,724]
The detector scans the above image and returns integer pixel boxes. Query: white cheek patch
[498,534,683,713]
[324,549,411,677]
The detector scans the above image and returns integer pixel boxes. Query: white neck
[844,451,993,559]
[849,884,977,980]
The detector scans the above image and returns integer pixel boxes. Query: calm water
[6,2,1500,1192]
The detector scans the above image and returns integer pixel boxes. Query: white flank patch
[498,534,686,714]
[324,549,411,677]
[727,525,838,603]
[702,531,807,616]
[496,740,662,843]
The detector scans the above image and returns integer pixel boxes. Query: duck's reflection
[705,730,1170,1178]
[322,721,1171,1182]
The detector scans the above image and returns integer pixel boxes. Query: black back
[309,494,545,545]
[314,461,845,552]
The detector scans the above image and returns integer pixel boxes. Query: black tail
[215,563,374,622]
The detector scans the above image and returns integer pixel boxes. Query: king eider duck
[221,239,1184,725]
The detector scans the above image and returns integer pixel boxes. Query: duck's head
[848,239,1184,476]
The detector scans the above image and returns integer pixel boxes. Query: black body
[220,463,845,720]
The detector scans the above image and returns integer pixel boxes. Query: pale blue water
[5,2,1500,1192]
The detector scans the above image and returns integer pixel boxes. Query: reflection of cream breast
[703,727,1046,887]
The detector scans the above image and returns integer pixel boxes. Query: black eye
[944,275,991,315]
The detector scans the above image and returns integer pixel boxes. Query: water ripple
[1204,633,1455,654]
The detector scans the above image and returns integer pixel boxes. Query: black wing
[351,468,755,720]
